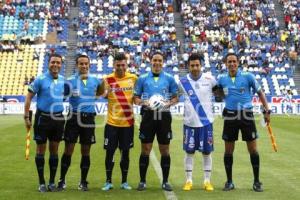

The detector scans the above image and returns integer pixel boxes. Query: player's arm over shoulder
[212,74,225,101]
[97,76,108,98]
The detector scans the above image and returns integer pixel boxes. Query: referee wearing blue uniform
[217,53,271,192]
[134,51,178,191]
[24,53,65,192]
[57,54,103,191]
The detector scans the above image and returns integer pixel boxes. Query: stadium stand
[0,0,299,96]
[0,1,68,95]
[180,0,298,95]
[76,0,179,78]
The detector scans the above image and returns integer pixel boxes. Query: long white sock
[203,154,212,182]
[184,153,194,182]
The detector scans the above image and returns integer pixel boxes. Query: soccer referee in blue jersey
[24,53,65,192]
[218,53,271,192]
[134,51,179,191]
[57,54,103,191]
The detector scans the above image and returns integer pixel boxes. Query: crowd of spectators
[77,0,179,74]
[0,0,299,95]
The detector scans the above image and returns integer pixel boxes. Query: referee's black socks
[161,155,171,183]
[35,154,45,185]
[139,154,149,183]
[60,153,71,181]
[49,154,58,184]
[250,152,260,183]
[224,154,233,183]
[80,155,90,183]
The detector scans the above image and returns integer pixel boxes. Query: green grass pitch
[0,115,299,200]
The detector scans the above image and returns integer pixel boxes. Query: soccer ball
[148,94,166,110]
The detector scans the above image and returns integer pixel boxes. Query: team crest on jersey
[188,90,194,96]
[240,87,245,94]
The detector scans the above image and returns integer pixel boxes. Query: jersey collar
[46,71,57,79]
[188,73,202,81]
[150,71,163,77]
[227,69,241,78]
[76,72,90,79]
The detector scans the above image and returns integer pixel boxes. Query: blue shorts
[183,124,214,154]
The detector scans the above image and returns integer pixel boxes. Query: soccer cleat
[253,181,263,192]
[223,181,235,191]
[137,182,146,191]
[47,183,57,192]
[183,181,193,191]
[203,181,214,191]
[101,182,113,191]
[120,182,132,190]
[78,181,89,191]
[57,179,66,191]
[38,184,47,193]
[162,182,173,191]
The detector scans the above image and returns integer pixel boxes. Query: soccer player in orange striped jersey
[101,53,137,191]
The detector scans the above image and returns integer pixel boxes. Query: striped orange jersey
[104,72,137,127]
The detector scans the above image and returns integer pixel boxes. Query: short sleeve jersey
[66,73,101,113]
[217,69,261,110]
[134,71,178,100]
[28,71,64,113]
[179,73,217,127]
[105,72,138,127]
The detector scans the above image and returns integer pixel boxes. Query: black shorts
[104,124,134,150]
[222,108,258,142]
[139,110,173,145]
[33,110,65,144]
[64,112,96,145]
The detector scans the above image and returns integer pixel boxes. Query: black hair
[114,52,127,61]
[48,53,62,63]
[76,54,90,64]
[187,53,204,65]
[150,51,164,60]
[224,53,239,62]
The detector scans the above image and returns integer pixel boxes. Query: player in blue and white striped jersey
[178,53,217,192]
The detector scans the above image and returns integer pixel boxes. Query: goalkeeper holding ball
[134,51,178,191]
